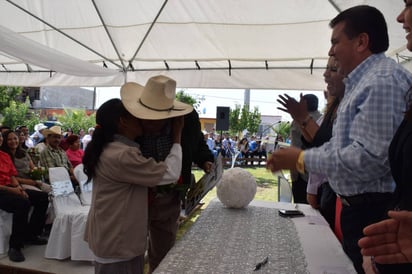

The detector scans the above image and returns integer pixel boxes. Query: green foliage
[57,109,96,134]
[176,89,204,112]
[1,96,41,131]
[228,104,242,136]
[246,106,261,136]
[0,86,22,111]
[26,111,41,133]
[272,121,291,140]
[229,104,261,137]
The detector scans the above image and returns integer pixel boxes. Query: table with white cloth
[155,199,355,274]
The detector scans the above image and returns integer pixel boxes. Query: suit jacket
[389,118,412,210]
[181,110,214,186]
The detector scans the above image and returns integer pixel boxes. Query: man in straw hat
[39,125,79,187]
[121,75,214,272]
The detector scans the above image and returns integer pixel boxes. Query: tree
[57,109,96,134]
[0,86,22,112]
[1,97,41,130]
[229,104,242,136]
[229,104,261,137]
[272,121,291,140]
[247,106,261,136]
[176,90,204,111]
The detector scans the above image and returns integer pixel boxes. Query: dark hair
[329,5,389,54]
[15,125,27,131]
[82,99,129,182]
[303,94,319,112]
[66,134,80,145]
[0,130,27,161]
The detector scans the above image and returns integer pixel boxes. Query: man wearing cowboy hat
[30,123,48,146]
[39,126,79,187]
[121,75,214,272]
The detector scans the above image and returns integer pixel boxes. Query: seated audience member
[15,125,33,150]
[0,125,11,134]
[78,128,85,149]
[1,130,50,193]
[214,134,222,156]
[65,134,84,168]
[82,127,94,151]
[0,133,48,263]
[39,126,78,187]
[203,131,217,158]
[16,129,29,151]
[59,128,74,151]
[30,123,47,146]
[247,135,259,159]
[35,137,48,154]
[238,137,249,159]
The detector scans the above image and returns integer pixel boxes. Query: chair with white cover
[278,173,293,203]
[45,167,93,261]
[0,209,13,256]
[73,164,92,206]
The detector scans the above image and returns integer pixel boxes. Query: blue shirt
[304,53,412,196]
[248,140,258,151]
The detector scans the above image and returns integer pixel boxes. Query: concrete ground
[0,245,93,274]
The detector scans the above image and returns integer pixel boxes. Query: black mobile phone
[278,209,305,217]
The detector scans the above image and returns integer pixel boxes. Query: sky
[94,87,326,122]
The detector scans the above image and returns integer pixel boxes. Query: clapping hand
[359,210,412,264]
[277,93,309,122]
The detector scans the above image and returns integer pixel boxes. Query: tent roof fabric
[0,0,409,89]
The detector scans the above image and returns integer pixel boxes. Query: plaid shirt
[137,124,173,162]
[40,144,73,181]
[305,53,412,196]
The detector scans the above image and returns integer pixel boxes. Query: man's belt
[338,192,393,207]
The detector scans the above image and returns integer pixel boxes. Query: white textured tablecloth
[155,199,355,274]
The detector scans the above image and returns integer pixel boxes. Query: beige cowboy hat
[43,126,62,137]
[120,75,193,120]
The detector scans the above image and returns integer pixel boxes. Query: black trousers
[291,174,308,204]
[318,182,336,229]
[0,189,49,249]
[341,195,398,273]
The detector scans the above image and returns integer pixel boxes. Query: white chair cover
[73,164,92,206]
[0,209,13,255]
[278,173,293,203]
[45,167,93,261]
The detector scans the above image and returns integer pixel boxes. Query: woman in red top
[65,134,84,168]
[0,131,48,262]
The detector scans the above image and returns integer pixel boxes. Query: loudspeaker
[216,106,230,131]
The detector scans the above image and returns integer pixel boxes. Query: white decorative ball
[216,167,257,208]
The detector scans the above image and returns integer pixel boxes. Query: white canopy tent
[0,0,410,89]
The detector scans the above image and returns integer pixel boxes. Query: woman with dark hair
[83,98,184,274]
[1,130,50,192]
[0,130,49,262]
[65,134,84,168]
[15,129,29,150]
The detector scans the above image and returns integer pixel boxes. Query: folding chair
[45,167,93,261]
[73,164,92,206]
